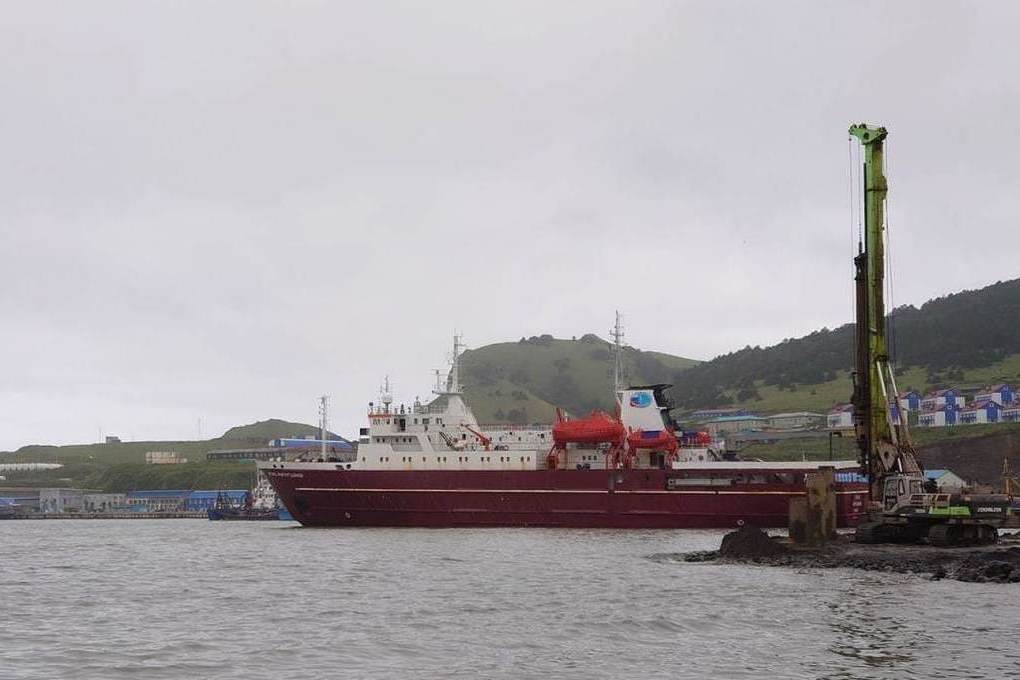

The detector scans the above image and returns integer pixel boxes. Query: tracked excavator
[848,123,1010,546]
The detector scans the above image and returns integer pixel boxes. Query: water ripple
[0,521,1017,679]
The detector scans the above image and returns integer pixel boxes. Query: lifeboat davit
[552,410,626,447]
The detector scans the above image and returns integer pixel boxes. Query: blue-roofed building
[185,490,249,511]
[703,415,766,438]
[924,468,966,492]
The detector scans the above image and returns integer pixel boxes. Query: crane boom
[848,124,1008,545]
[848,123,921,501]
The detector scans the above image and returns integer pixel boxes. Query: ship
[260,333,869,528]
[207,476,291,521]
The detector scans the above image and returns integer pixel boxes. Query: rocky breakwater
[681,527,1020,584]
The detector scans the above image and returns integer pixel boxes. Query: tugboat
[260,332,869,529]
[207,477,284,521]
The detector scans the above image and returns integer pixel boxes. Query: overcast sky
[2,1,1018,450]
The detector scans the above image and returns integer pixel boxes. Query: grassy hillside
[670,277,1020,410]
[739,421,1020,463]
[459,334,700,423]
[0,419,329,492]
[714,353,1020,415]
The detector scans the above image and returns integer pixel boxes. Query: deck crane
[460,424,492,451]
[848,123,1010,545]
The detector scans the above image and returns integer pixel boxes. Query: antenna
[318,395,330,460]
[381,376,393,413]
[449,333,465,393]
[434,334,466,395]
[610,311,626,394]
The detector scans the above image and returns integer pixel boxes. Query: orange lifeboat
[552,410,626,447]
[626,429,678,452]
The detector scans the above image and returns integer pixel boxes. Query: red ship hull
[265,467,868,529]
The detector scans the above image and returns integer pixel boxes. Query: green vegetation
[670,278,1020,409]
[459,334,699,423]
[740,422,1020,463]
[0,419,328,492]
[715,353,1020,415]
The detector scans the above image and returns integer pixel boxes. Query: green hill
[668,278,1020,413]
[0,419,331,492]
[459,334,700,423]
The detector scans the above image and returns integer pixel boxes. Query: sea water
[1,521,1017,679]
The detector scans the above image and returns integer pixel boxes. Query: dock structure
[3,511,208,520]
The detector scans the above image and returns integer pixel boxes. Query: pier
[3,511,207,520]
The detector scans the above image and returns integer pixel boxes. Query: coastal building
[82,493,127,512]
[920,388,966,411]
[145,451,188,465]
[973,384,1014,406]
[126,489,190,512]
[827,404,854,430]
[767,412,824,430]
[0,489,41,513]
[1003,404,1020,423]
[690,408,756,421]
[703,415,766,438]
[958,400,1002,425]
[184,490,249,511]
[918,405,958,428]
[39,488,85,513]
[924,469,966,492]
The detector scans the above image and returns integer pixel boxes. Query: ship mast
[449,333,464,393]
[318,394,329,460]
[434,334,465,396]
[610,311,625,396]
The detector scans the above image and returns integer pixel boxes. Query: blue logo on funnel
[629,392,652,408]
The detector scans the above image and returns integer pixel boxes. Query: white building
[82,493,127,512]
[924,469,966,492]
[827,404,854,430]
[767,412,824,430]
[145,451,188,465]
[920,388,966,411]
[703,415,766,438]
[918,406,958,428]
[39,488,84,513]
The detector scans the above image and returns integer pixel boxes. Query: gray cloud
[2,1,1018,448]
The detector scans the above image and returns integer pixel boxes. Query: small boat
[207,480,284,521]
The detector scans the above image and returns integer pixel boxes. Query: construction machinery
[848,123,1010,546]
